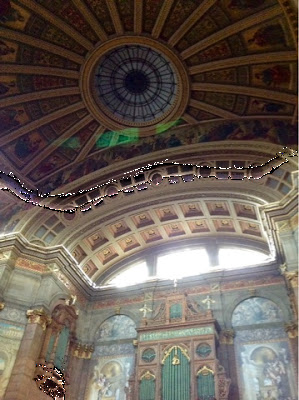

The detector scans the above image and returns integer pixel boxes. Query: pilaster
[219,329,239,400]
[3,308,51,400]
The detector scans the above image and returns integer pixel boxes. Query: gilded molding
[219,329,235,345]
[285,322,298,338]
[140,371,155,381]
[72,343,94,359]
[26,309,52,331]
[161,345,190,364]
[197,365,214,376]
[0,302,5,311]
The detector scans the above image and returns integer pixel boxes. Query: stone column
[3,308,51,400]
[219,329,239,400]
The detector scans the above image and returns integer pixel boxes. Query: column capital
[285,271,298,287]
[72,342,94,359]
[219,329,235,345]
[285,322,298,338]
[26,308,51,331]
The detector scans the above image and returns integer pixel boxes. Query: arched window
[102,245,272,288]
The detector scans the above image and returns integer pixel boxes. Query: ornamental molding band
[26,308,52,331]
[219,329,235,345]
[139,326,214,341]
[81,36,189,136]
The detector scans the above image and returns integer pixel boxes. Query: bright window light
[218,248,270,269]
[156,249,209,279]
[108,262,148,287]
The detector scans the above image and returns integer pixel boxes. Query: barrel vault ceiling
[0,0,297,285]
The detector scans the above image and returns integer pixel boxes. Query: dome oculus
[94,45,178,124]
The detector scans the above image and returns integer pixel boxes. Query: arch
[94,314,137,342]
[224,293,291,329]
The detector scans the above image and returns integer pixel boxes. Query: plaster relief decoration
[0,322,25,400]
[232,297,297,400]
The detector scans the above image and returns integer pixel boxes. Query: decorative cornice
[26,309,51,331]
[219,329,235,345]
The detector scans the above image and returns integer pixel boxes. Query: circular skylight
[94,45,178,124]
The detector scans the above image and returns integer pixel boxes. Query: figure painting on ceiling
[232,297,284,327]
[86,356,134,400]
[0,80,16,97]
[0,108,24,133]
[238,342,297,400]
[95,315,137,341]
[0,40,17,61]
[254,65,291,88]
[248,24,286,47]
[0,0,25,24]
[228,0,266,9]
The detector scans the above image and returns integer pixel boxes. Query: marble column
[3,308,51,400]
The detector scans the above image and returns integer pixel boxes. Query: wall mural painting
[0,322,25,400]
[95,315,137,342]
[232,297,284,327]
[86,349,135,400]
[237,339,297,400]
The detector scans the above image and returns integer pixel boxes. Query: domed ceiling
[0,0,297,285]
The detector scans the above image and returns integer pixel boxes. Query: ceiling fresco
[0,0,297,282]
